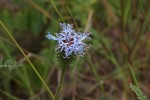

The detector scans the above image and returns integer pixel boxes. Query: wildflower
[46,23,91,58]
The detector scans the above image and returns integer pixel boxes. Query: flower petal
[46,32,57,40]
[46,23,91,58]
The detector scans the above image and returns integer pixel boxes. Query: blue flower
[46,23,91,58]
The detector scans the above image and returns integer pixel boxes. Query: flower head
[46,23,91,58]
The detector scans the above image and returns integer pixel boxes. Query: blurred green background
[0,0,150,100]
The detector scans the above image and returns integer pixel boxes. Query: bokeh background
[0,0,150,100]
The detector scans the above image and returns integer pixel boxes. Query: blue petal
[60,23,74,33]
[46,32,57,40]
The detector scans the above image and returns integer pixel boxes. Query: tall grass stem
[88,57,105,92]
[49,0,64,22]
[0,89,20,100]
[54,65,67,100]
[66,7,79,30]
[0,20,54,100]
[128,63,139,87]
[138,0,150,31]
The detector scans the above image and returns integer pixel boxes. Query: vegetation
[0,0,150,99]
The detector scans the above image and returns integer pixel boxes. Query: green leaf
[130,83,147,100]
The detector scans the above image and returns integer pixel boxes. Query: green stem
[138,0,150,31]
[128,63,139,87]
[0,20,54,100]
[49,0,64,22]
[22,67,35,97]
[88,59,105,92]
[24,0,54,21]
[66,7,79,30]
[0,89,20,100]
[0,40,11,58]
[54,65,67,100]
[0,40,11,100]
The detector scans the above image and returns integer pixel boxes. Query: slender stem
[0,40,11,58]
[138,0,150,31]
[66,7,79,30]
[22,66,35,97]
[88,59,105,92]
[128,63,139,87]
[24,0,57,24]
[49,0,65,22]
[0,89,20,100]
[54,65,67,100]
[0,21,54,100]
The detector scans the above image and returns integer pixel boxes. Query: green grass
[0,0,150,99]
